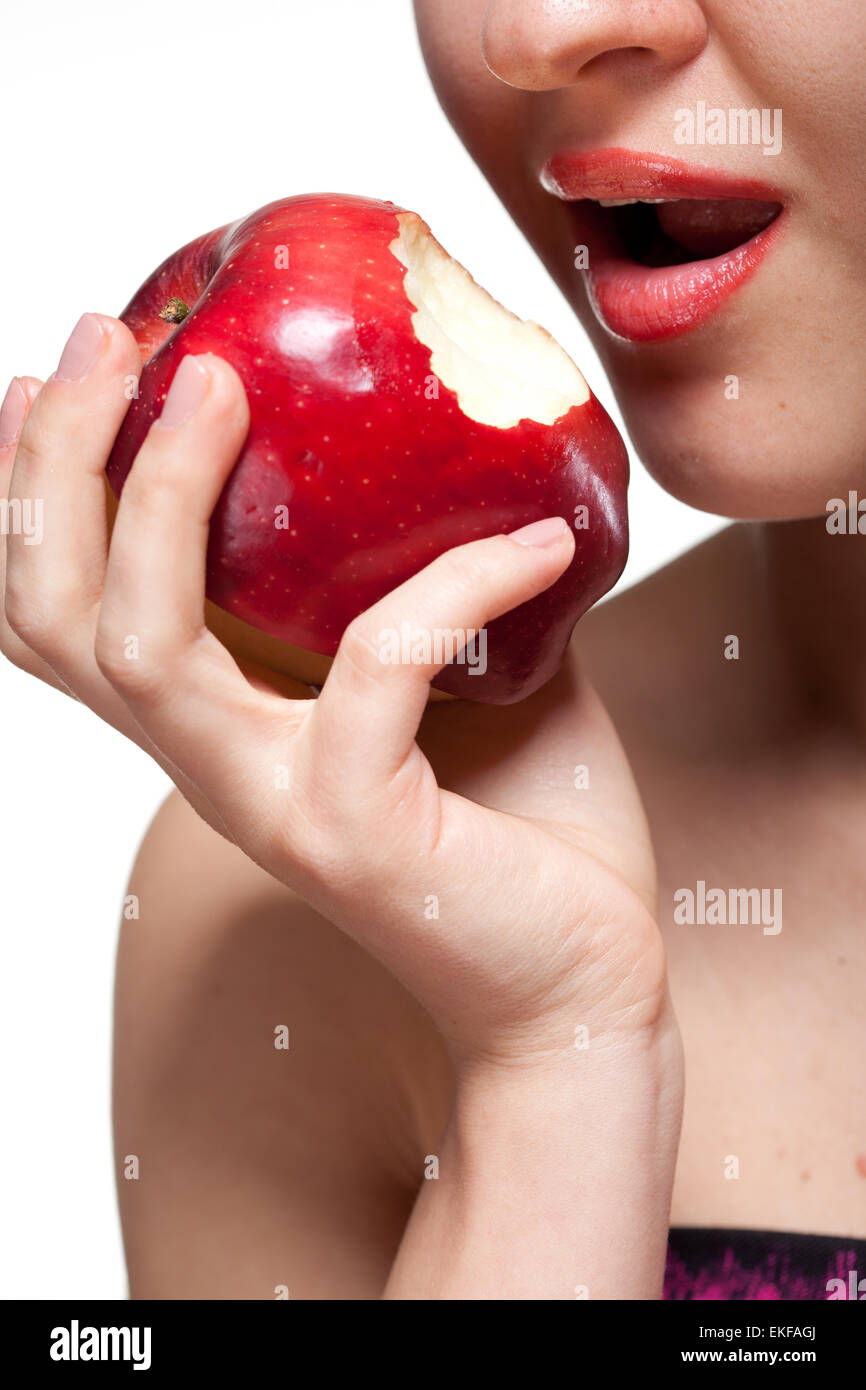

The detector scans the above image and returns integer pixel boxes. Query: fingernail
[159,356,210,428]
[0,378,27,448]
[508,516,571,548]
[55,313,108,382]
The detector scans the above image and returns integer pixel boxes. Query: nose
[481,0,708,90]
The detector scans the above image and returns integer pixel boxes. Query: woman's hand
[1,314,671,1070]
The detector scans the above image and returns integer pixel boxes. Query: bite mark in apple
[390,213,590,429]
[106,194,629,703]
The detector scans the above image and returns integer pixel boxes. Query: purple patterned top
[664,1228,866,1300]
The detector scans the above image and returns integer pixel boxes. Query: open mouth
[541,151,787,343]
[595,197,781,267]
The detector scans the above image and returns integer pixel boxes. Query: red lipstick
[540,149,787,342]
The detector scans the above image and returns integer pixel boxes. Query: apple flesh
[106,194,628,703]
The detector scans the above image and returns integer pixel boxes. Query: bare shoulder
[115,789,451,1298]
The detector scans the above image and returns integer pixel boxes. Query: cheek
[413,0,509,148]
[413,0,476,90]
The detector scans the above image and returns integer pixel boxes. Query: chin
[617,393,818,522]
[592,326,865,523]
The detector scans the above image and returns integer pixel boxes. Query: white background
[0,0,719,1298]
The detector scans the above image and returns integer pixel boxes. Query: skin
[2,0,865,1297]
[417,0,866,518]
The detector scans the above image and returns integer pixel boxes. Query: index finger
[307,517,575,801]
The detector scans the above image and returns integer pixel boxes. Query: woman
[1,0,864,1299]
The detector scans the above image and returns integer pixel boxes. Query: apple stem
[159,297,190,324]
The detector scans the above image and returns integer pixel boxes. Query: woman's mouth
[540,150,787,343]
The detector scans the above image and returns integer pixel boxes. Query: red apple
[106,194,628,702]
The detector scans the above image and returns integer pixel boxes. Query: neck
[751,514,866,744]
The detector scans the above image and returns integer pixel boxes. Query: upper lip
[540,147,784,205]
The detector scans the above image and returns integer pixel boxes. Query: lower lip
[567,202,787,343]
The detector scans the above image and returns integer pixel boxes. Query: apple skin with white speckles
[106,193,628,703]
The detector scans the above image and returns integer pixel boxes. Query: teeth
[595,197,678,207]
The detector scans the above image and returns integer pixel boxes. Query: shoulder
[115,798,451,1297]
[121,786,451,1143]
